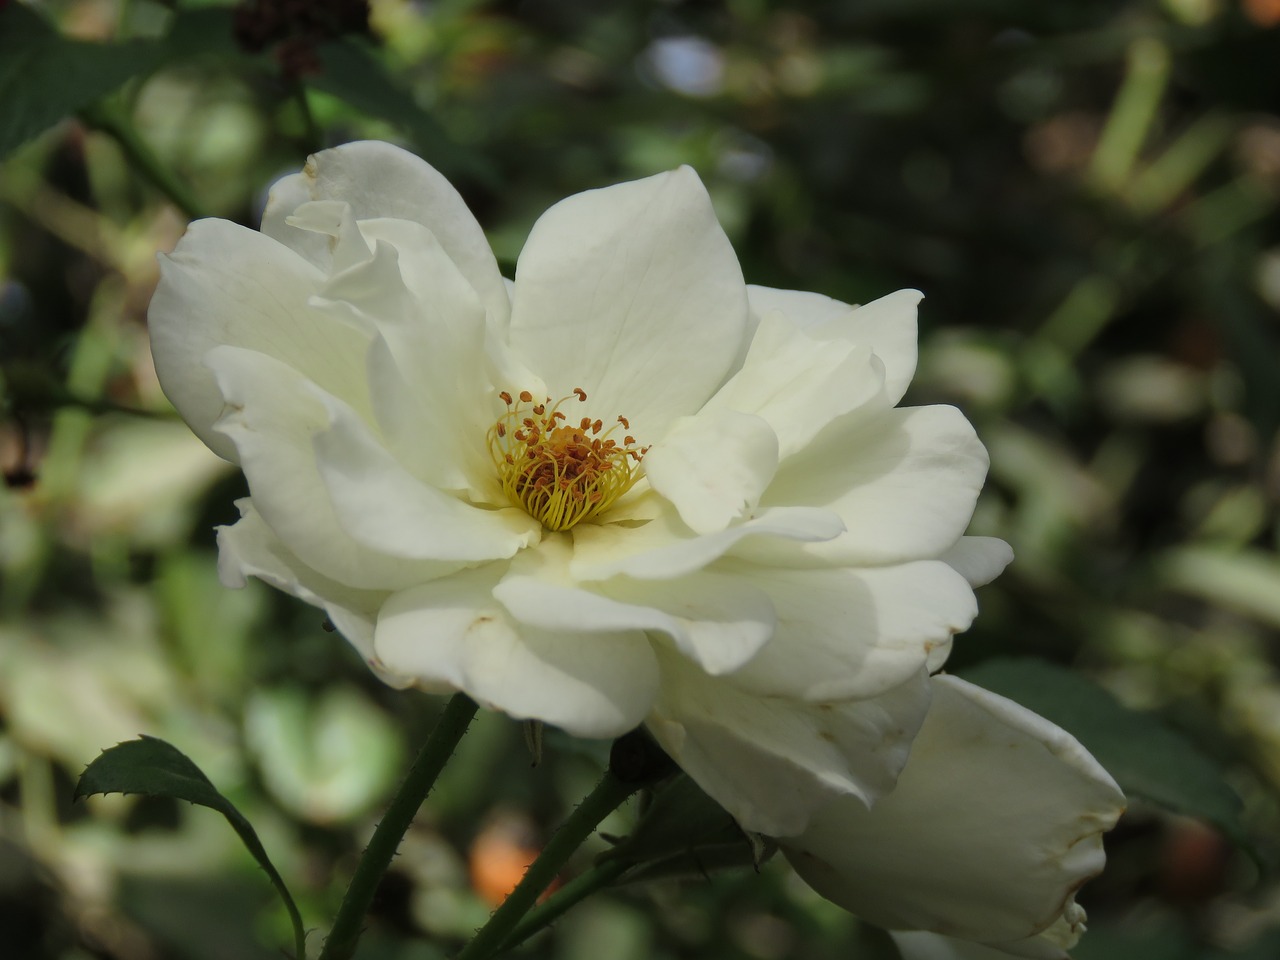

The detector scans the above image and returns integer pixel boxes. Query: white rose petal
[891,898,1090,960]
[263,140,510,326]
[643,409,780,534]
[700,308,885,458]
[648,657,932,836]
[150,219,366,462]
[756,403,991,565]
[508,166,749,439]
[939,536,1017,588]
[375,564,659,738]
[723,559,977,702]
[746,285,921,406]
[495,540,776,676]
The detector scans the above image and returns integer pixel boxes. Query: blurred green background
[3,0,1280,958]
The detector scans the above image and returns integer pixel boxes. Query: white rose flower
[149,141,1123,945]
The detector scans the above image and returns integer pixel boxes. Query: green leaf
[1157,546,1280,630]
[0,6,242,159]
[76,736,308,960]
[958,659,1246,844]
[0,5,153,157]
[601,774,776,883]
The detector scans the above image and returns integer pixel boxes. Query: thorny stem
[319,694,479,960]
[495,856,632,955]
[454,770,640,960]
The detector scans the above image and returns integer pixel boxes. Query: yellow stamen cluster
[487,388,647,531]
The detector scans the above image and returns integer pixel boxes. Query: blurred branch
[2,364,163,420]
[293,83,322,155]
[80,101,209,221]
[0,174,130,272]
[1128,112,1237,215]
[1090,37,1171,193]
[1183,176,1278,248]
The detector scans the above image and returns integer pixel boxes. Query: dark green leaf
[0,6,242,159]
[1204,928,1280,960]
[76,735,222,806]
[76,737,307,960]
[601,774,776,883]
[0,5,156,157]
[158,8,244,63]
[958,659,1245,843]
[1070,915,1198,960]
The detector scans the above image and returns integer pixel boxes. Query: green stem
[293,82,322,154]
[495,857,631,954]
[80,102,208,221]
[320,694,479,960]
[455,770,639,960]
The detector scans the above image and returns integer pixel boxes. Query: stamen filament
[487,388,647,531]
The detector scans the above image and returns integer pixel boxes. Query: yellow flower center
[487,388,647,531]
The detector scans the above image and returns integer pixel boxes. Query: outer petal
[507,166,748,440]
[783,676,1125,944]
[262,141,510,327]
[722,559,976,702]
[893,932,1001,960]
[374,566,660,738]
[745,286,921,406]
[205,345,465,590]
[494,542,775,676]
[756,405,989,566]
[647,657,932,836]
[700,310,885,459]
[148,219,369,461]
[643,410,779,534]
[215,499,411,687]
[569,505,844,581]
[891,899,1089,960]
[746,285,851,329]
[939,536,1014,588]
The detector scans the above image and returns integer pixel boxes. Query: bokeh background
[3,1,1280,958]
